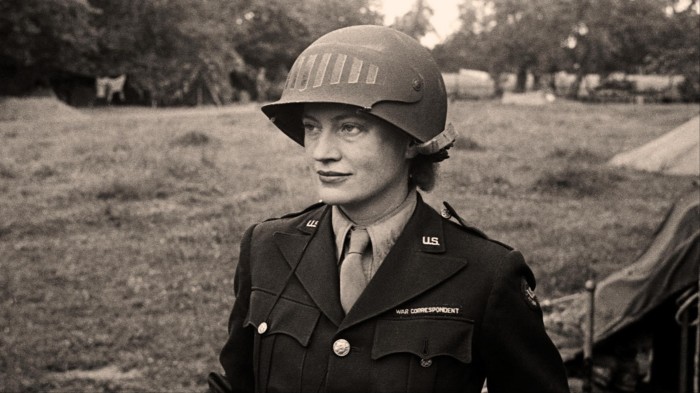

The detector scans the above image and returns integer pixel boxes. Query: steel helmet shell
[261,25,449,147]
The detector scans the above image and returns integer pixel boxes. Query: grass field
[1,99,698,392]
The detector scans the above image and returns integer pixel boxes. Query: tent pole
[583,279,596,393]
[680,309,688,393]
[694,270,699,393]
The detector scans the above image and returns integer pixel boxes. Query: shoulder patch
[441,201,514,250]
[263,201,325,222]
[521,277,540,310]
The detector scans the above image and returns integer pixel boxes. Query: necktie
[340,227,371,314]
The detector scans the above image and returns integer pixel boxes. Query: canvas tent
[544,188,699,392]
[608,116,700,176]
[441,69,494,99]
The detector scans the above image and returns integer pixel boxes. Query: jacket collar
[273,196,469,329]
[274,205,345,326]
[339,196,468,331]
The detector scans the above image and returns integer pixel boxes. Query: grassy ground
[1,99,697,392]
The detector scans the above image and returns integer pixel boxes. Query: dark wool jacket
[219,197,569,393]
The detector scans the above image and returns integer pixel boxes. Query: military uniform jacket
[220,198,569,393]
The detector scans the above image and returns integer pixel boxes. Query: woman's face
[303,103,415,220]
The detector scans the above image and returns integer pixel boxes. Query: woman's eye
[339,123,363,135]
[303,123,320,135]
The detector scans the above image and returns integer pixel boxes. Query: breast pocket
[244,289,321,393]
[372,317,474,393]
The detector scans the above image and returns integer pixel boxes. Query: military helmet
[261,25,455,155]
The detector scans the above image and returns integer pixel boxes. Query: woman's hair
[409,155,438,192]
[409,147,450,192]
[381,116,450,193]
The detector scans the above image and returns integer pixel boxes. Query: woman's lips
[317,170,350,184]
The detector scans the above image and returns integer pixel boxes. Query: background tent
[608,116,700,176]
[544,188,699,391]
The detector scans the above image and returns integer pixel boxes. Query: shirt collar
[332,190,418,263]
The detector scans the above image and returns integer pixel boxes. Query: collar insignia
[421,236,440,246]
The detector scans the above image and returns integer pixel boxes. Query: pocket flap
[244,289,321,347]
[372,318,473,363]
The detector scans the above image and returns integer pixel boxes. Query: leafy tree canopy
[0,0,99,74]
[433,0,699,98]
[390,0,436,41]
[0,0,381,104]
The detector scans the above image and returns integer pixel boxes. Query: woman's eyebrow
[302,113,364,123]
[331,114,363,123]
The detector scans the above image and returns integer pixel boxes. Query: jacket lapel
[339,199,469,331]
[273,206,345,327]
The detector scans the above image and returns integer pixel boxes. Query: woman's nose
[308,130,341,162]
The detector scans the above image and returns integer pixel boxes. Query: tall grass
[1,100,697,392]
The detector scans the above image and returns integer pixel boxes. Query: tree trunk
[532,73,541,91]
[205,79,222,107]
[490,71,504,98]
[549,72,558,94]
[568,71,584,99]
[515,65,528,93]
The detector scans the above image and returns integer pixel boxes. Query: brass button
[420,358,433,368]
[333,339,351,357]
[257,322,268,335]
[412,78,423,91]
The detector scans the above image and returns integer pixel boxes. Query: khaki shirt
[332,191,417,281]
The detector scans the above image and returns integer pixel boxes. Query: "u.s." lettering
[422,236,440,246]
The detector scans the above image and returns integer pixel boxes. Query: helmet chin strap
[415,123,457,155]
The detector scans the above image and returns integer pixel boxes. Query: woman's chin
[317,192,348,206]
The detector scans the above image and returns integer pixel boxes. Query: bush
[679,69,700,102]
[534,166,626,197]
[0,162,18,179]
[32,165,57,179]
[548,148,601,163]
[96,176,169,200]
[596,79,636,91]
[171,131,210,147]
[455,136,485,151]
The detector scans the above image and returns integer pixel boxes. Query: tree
[303,0,383,40]
[647,1,700,101]
[436,0,694,98]
[391,0,436,41]
[1,0,383,104]
[559,0,682,97]
[0,0,99,93]
[90,0,244,105]
[231,0,382,99]
[434,0,569,94]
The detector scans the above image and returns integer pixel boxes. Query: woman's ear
[405,140,419,159]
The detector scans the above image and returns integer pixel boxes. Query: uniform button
[420,358,433,368]
[257,322,268,334]
[333,339,351,357]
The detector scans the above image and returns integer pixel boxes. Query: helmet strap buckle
[415,124,457,155]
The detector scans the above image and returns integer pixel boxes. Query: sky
[379,0,700,48]
[378,0,463,48]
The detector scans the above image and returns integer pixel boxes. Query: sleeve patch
[520,277,540,310]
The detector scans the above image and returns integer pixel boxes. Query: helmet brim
[261,26,447,146]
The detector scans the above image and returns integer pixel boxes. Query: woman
[218,25,569,393]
